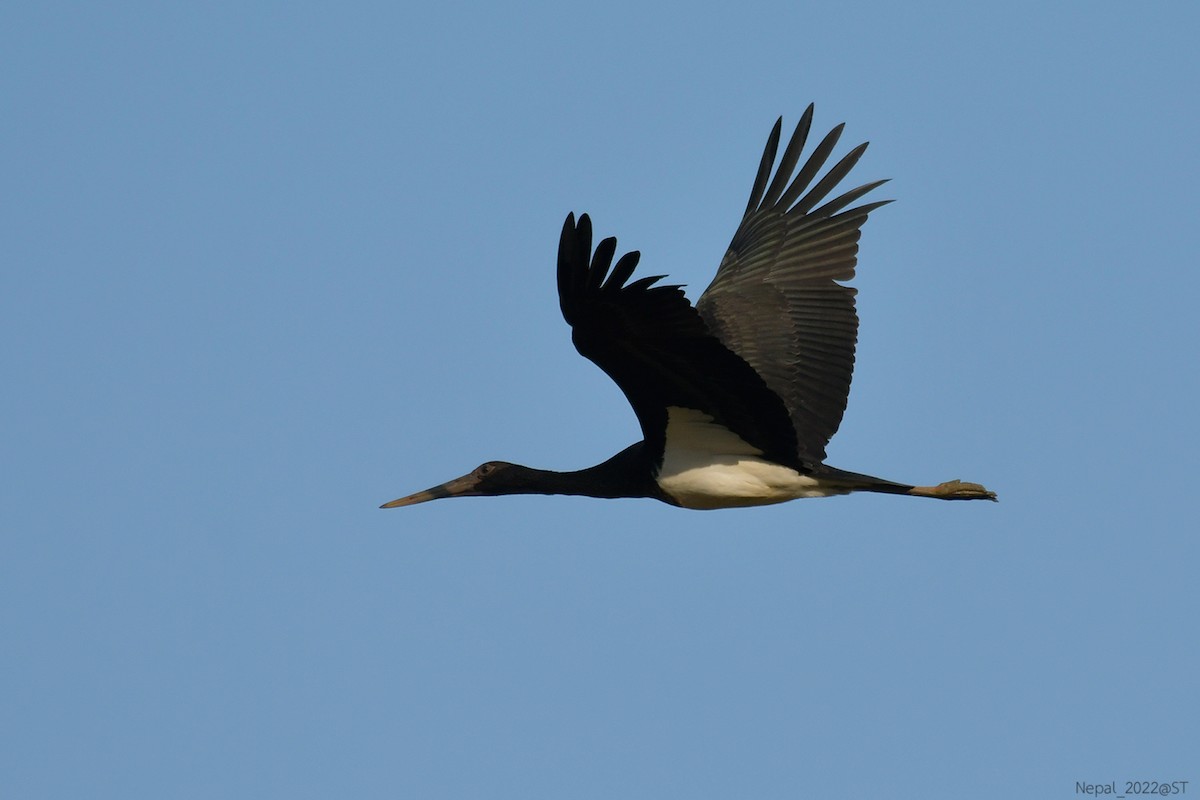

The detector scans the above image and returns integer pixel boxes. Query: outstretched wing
[557,213,800,468]
[697,106,890,462]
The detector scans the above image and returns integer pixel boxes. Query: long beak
[379,473,480,509]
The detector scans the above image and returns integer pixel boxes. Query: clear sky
[3,2,1197,798]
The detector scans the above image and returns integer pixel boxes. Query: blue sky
[3,2,1197,797]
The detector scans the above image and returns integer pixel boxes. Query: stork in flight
[383,106,995,510]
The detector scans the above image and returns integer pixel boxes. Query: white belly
[655,407,847,510]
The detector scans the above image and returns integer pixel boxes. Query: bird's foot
[909,479,997,502]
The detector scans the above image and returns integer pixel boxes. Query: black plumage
[557,212,799,470]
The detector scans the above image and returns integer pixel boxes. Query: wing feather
[698,108,890,462]
[558,213,800,467]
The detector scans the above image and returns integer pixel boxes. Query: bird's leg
[907,479,997,502]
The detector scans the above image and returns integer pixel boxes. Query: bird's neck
[516,442,663,500]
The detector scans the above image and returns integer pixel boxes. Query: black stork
[382,106,995,510]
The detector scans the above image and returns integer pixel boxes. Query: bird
[382,105,995,510]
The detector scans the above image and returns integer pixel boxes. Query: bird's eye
[478,463,494,475]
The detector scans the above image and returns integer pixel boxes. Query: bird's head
[380,461,526,508]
